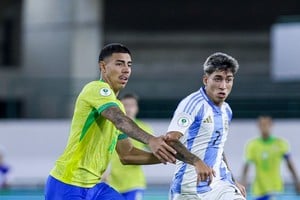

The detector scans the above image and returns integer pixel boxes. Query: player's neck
[261,135,273,141]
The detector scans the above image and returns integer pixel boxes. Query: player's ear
[99,61,106,73]
[203,75,208,86]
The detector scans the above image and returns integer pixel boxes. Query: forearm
[287,160,300,184]
[117,117,153,145]
[166,138,200,165]
[119,147,161,165]
[102,106,153,144]
[241,163,249,186]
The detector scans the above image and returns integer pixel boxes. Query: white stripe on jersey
[168,87,233,195]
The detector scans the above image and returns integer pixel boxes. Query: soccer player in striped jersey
[45,43,176,200]
[165,52,246,200]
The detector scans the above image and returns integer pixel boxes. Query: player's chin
[118,83,127,90]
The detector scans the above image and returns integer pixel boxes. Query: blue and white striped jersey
[168,87,234,194]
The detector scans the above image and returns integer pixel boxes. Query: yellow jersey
[245,136,289,196]
[50,80,125,188]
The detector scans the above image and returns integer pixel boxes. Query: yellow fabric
[245,136,289,196]
[108,119,153,192]
[50,80,125,188]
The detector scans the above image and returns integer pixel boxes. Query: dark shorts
[45,175,125,200]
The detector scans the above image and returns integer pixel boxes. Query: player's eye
[226,78,233,83]
[213,77,222,82]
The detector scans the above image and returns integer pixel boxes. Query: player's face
[100,53,132,94]
[121,97,138,119]
[203,70,234,106]
[258,117,272,137]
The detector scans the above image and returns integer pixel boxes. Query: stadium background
[1,0,300,199]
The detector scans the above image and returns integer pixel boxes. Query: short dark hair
[98,43,131,63]
[119,93,139,101]
[203,52,239,75]
[258,114,272,120]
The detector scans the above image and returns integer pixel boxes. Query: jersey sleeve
[167,97,203,135]
[80,82,120,114]
[279,138,290,158]
[225,103,233,122]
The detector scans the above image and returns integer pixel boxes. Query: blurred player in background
[165,52,246,200]
[105,93,153,200]
[45,43,176,200]
[0,145,10,189]
[241,115,300,200]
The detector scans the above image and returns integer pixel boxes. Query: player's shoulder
[186,89,204,99]
[180,90,206,106]
[222,101,231,108]
[175,91,205,115]
[83,80,109,90]
[274,137,289,145]
[222,101,232,113]
[81,81,113,96]
[246,137,261,146]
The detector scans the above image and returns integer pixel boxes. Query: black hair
[203,52,239,75]
[98,43,131,63]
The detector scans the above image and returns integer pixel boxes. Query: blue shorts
[255,194,277,200]
[45,175,125,200]
[121,189,144,200]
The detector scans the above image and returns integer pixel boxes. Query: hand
[148,136,176,164]
[235,181,247,197]
[194,159,216,185]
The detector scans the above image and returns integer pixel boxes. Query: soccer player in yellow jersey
[241,115,300,200]
[45,43,176,200]
[106,93,153,200]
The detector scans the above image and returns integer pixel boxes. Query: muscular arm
[286,156,300,193]
[166,135,200,165]
[101,106,176,163]
[116,138,161,165]
[241,162,250,188]
[102,106,152,144]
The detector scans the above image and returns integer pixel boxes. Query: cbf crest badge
[177,116,190,127]
[100,88,111,96]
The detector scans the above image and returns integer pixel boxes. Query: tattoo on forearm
[167,139,199,165]
[102,107,152,144]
